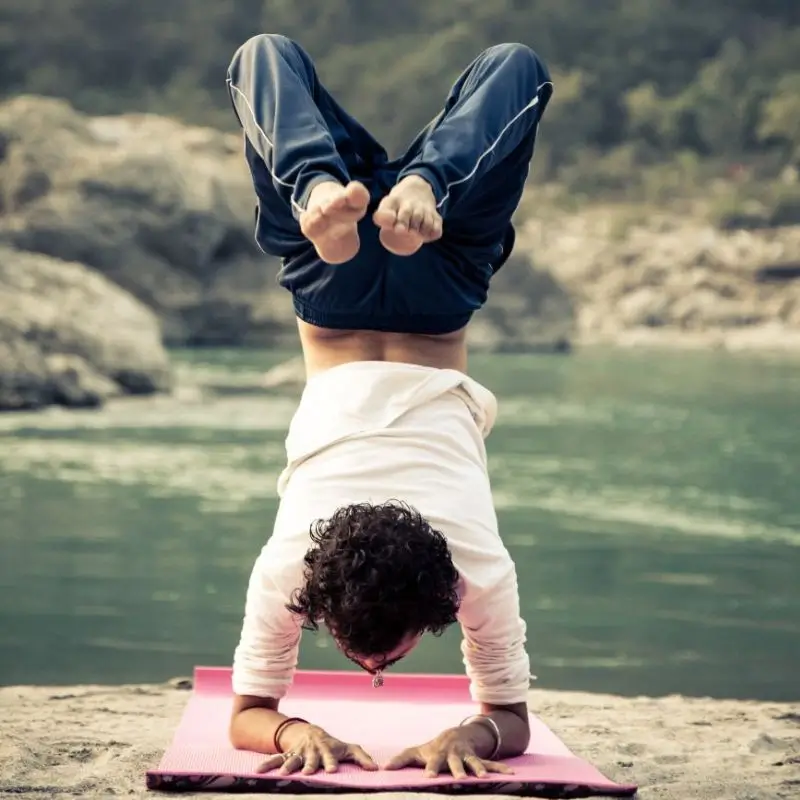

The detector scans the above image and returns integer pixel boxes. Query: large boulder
[0,95,573,353]
[0,95,295,348]
[0,246,171,411]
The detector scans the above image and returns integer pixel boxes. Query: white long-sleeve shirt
[232,361,532,705]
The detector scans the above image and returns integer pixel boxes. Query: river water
[1,349,798,700]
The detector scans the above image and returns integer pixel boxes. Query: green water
[1,349,798,701]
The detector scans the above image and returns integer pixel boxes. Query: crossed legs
[227,35,552,266]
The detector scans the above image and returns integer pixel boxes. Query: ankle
[397,173,435,195]
[310,178,343,193]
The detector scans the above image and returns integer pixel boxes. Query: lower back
[297,319,468,377]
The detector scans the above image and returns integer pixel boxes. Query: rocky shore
[1,94,798,410]
[518,200,800,352]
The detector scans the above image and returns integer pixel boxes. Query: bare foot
[299,181,370,264]
[373,175,443,256]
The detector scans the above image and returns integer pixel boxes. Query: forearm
[461,702,530,759]
[483,704,531,757]
[229,697,307,754]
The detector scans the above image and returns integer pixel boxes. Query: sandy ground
[0,680,798,800]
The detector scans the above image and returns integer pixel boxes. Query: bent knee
[488,42,549,76]
[239,33,298,55]
[486,43,552,101]
[230,33,300,67]
[490,42,542,66]
[228,33,310,82]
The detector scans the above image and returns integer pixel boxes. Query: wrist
[460,716,501,759]
[274,717,309,752]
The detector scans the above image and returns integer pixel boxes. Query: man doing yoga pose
[225,33,553,780]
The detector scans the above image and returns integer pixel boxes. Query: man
[225,33,553,780]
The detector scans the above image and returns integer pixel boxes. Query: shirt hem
[293,298,473,335]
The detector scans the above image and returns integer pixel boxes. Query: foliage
[709,180,800,229]
[1,0,798,187]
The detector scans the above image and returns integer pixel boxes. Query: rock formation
[0,95,572,360]
[520,206,800,350]
[0,246,170,411]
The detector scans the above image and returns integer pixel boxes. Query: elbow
[501,706,531,758]
[229,709,247,751]
[228,692,280,752]
[517,713,532,753]
[228,697,258,751]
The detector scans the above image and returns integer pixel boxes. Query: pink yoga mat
[147,667,637,797]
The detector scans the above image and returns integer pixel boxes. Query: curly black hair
[286,501,461,658]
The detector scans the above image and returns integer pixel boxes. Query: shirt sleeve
[457,556,533,706]
[231,542,304,700]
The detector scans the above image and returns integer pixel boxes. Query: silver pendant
[372,671,384,688]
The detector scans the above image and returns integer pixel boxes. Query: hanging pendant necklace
[372,670,384,688]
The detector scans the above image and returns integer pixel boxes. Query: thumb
[384,746,421,771]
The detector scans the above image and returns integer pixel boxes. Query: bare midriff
[297,319,468,377]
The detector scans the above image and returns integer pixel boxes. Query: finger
[254,754,284,774]
[384,747,421,771]
[464,755,487,778]
[319,744,339,774]
[423,753,447,779]
[301,748,321,775]
[482,759,514,775]
[346,744,379,771]
[278,753,303,776]
[447,753,468,780]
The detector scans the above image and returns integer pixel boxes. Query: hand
[384,724,514,779]
[255,722,378,776]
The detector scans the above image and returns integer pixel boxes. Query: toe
[420,211,436,238]
[409,206,426,232]
[373,200,398,228]
[345,181,370,208]
[394,203,413,231]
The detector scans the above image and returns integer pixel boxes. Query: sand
[0,679,798,800]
